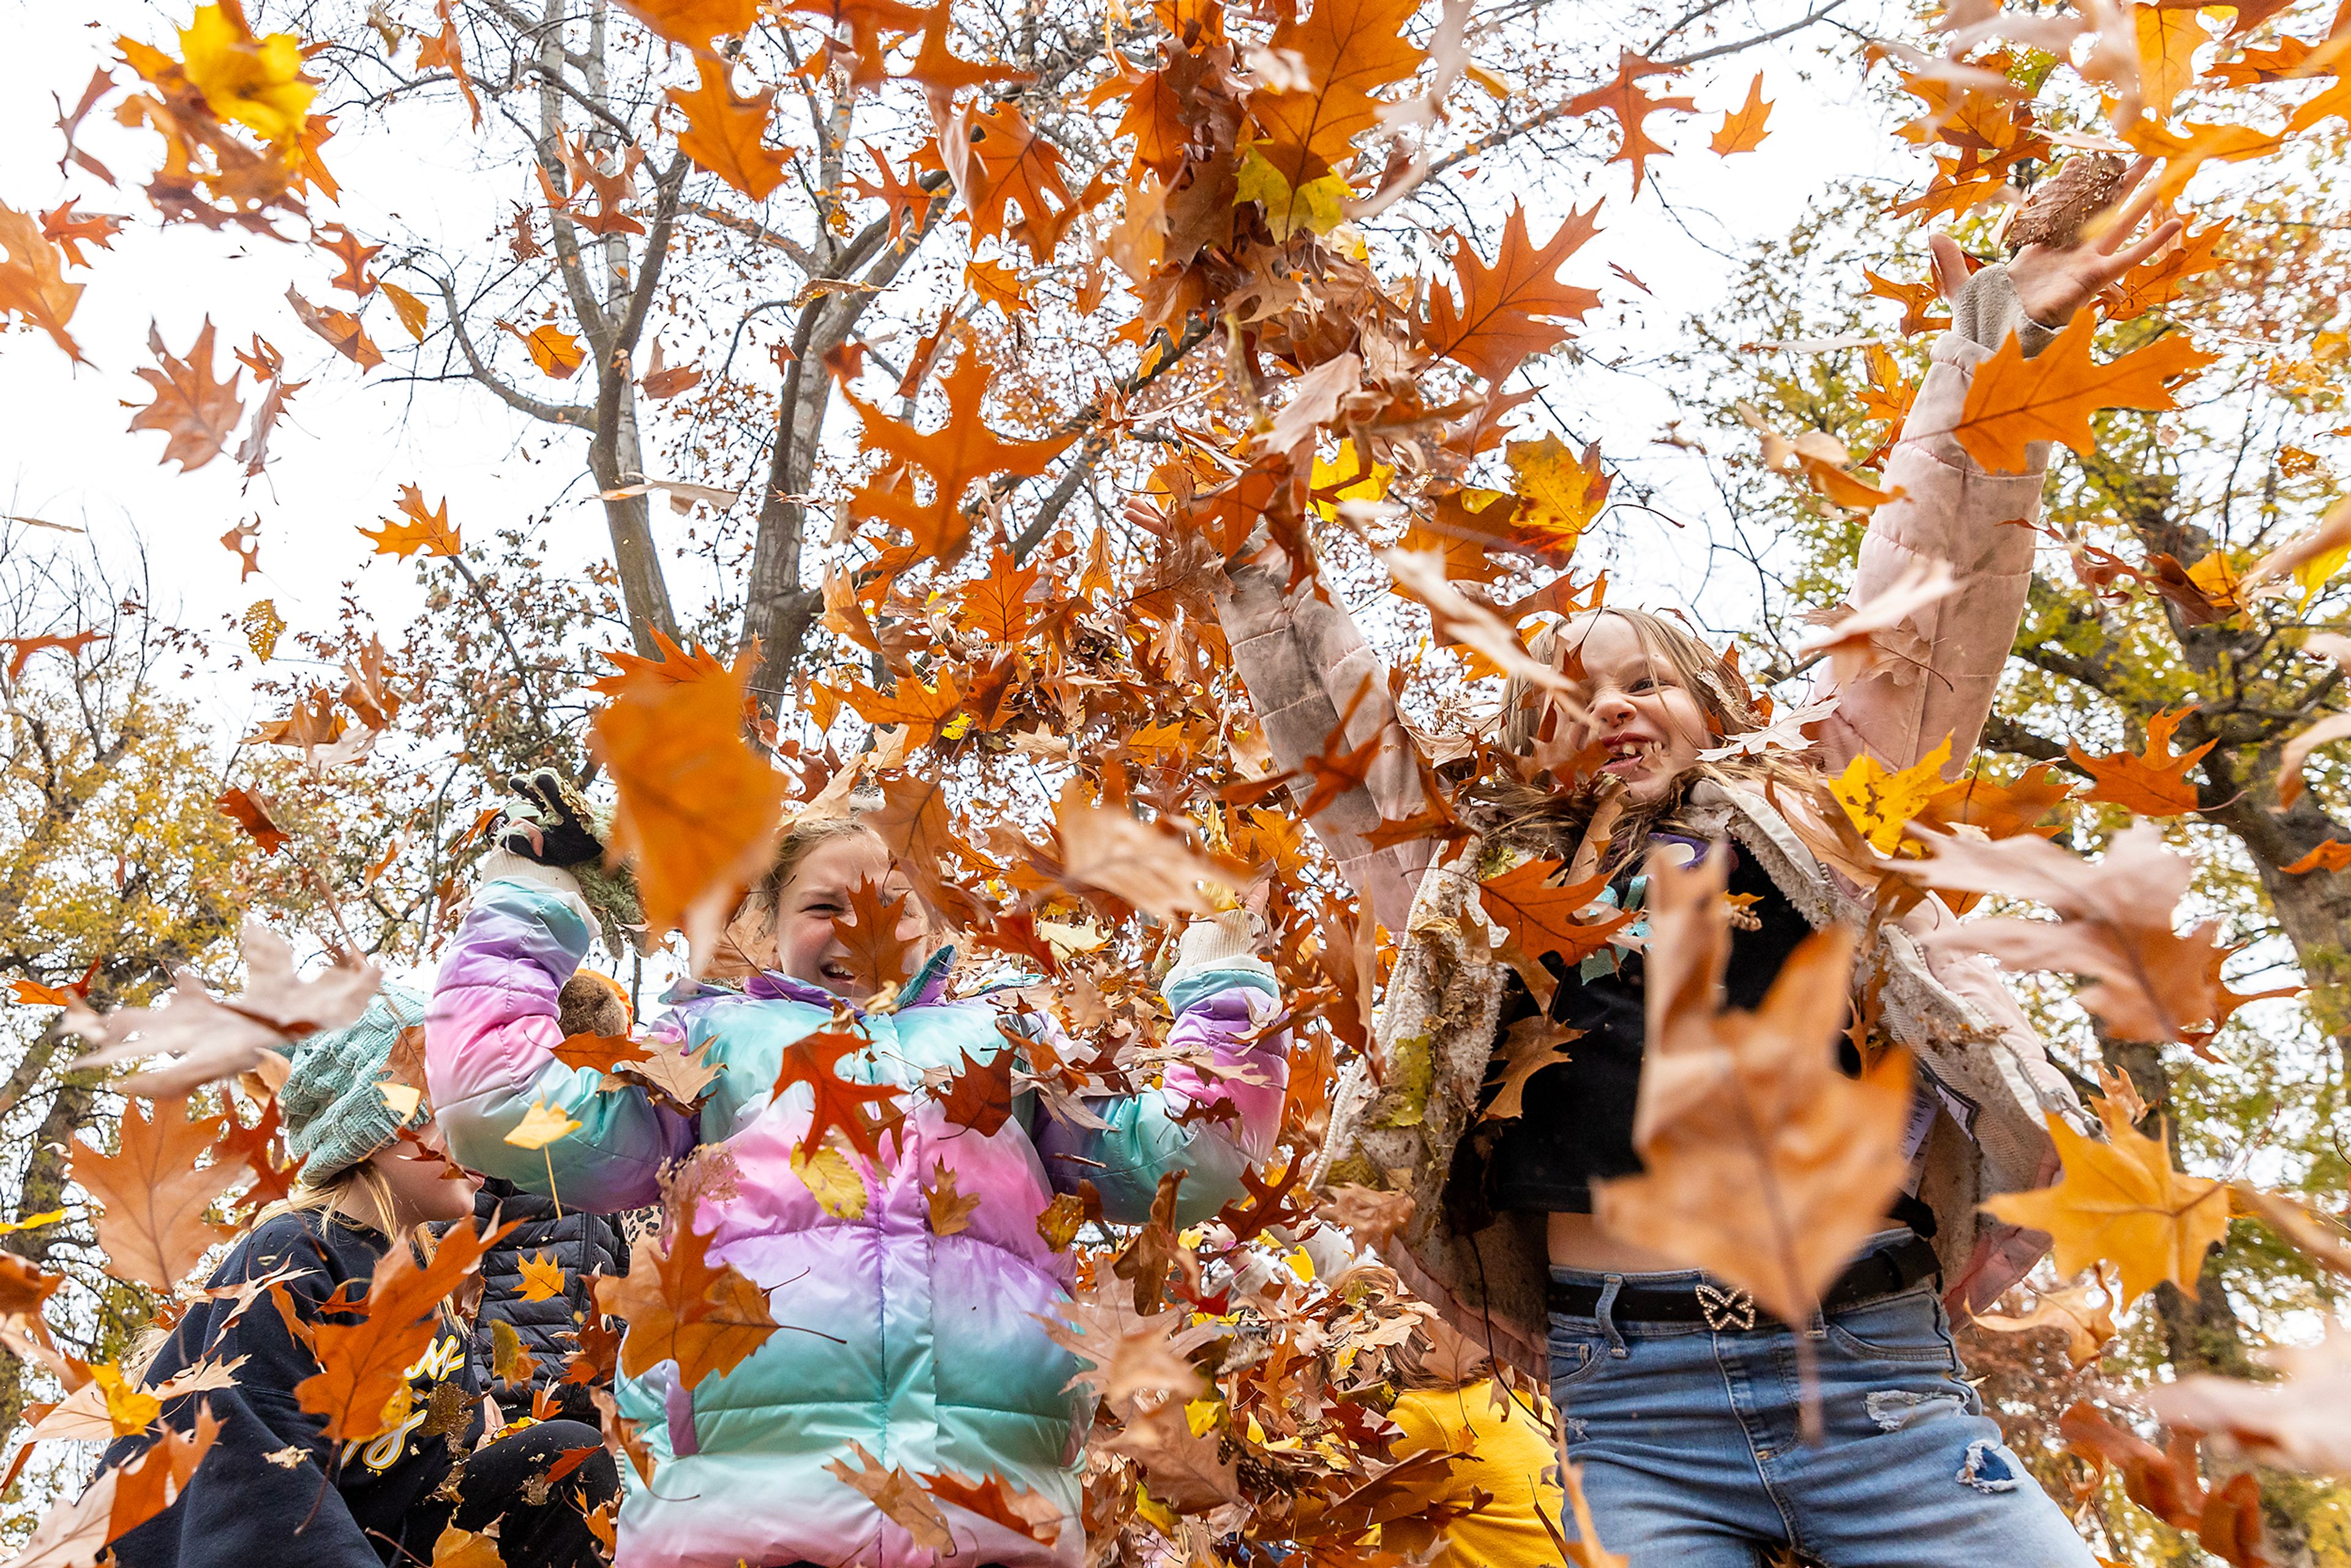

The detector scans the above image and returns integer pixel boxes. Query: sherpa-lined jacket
[1216,265,2093,1375]
[427,869,1288,1568]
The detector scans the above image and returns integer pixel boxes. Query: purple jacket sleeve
[426,866,697,1212]
[1033,912,1291,1227]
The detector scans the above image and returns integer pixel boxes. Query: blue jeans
[1547,1245,2094,1567]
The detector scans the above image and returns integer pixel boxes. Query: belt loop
[1806,1307,1828,1341]
[1595,1275,1629,1357]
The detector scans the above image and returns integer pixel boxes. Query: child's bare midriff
[1547,1209,1689,1274]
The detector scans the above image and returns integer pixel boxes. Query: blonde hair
[1479,606,1829,873]
[740,815,888,926]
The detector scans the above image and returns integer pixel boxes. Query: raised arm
[1212,542,1435,933]
[1817,168,2184,776]
[1033,910,1291,1226]
[426,854,696,1211]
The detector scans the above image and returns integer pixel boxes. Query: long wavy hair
[1470,606,1831,877]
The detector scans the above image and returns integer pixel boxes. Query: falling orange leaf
[360,484,462,558]
[2282,840,2351,875]
[216,786,288,854]
[1562,50,1697,193]
[296,1217,514,1442]
[1952,309,2220,472]
[2068,705,2213,816]
[1709,72,1773,154]
[127,317,244,471]
[1477,859,1633,969]
[70,1098,245,1293]
[0,202,88,361]
[590,634,788,971]
[2,630,107,681]
[597,1215,782,1389]
[500,318,586,378]
[617,0,763,50]
[287,287,384,370]
[669,57,790,200]
[1423,201,1603,384]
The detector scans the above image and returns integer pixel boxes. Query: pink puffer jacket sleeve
[1213,559,1436,933]
[1816,266,2063,777]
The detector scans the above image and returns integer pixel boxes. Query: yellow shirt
[1384,1380,1567,1568]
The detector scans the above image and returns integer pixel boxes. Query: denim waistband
[1545,1227,1919,1294]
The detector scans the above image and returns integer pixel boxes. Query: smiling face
[1556,612,1714,805]
[770,832,934,998]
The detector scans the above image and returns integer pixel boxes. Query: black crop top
[1477,840,1820,1215]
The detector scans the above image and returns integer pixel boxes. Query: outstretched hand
[494,767,605,868]
[1929,156,2184,329]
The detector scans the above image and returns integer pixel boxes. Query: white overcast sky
[1,0,1915,738]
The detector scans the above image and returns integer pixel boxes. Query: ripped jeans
[1548,1244,2093,1567]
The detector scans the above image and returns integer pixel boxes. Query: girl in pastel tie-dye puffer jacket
[426,794,1289,1568]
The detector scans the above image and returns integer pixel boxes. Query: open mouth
[1600,735,1655,775]
[819,960,857,986]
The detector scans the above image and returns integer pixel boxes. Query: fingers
[2103,216,2185,281]
[1121,497,1171,539]
[1927,232,1971,306]
[2094,157,2164,253]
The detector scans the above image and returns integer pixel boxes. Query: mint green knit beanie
[280,983,429,1182]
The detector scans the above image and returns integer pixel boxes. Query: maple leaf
[1038,786,1243,923]
[824,1440,956,1551]
[1314,1184,1415,1253]
[1,629,105,682]
[954,549,1041,642]
[1827,736,1955,854]
[317,222,381,297]
[1903,824,2288,1046]
[178,1,314,144]
[1973,1267,2118,1368]
[1378,546,1589,701]
[864,770,985,930]
[1504,432,1610,565]
[501,318,585,378]
[69,1097,242,1292]
[2282,840,2351,876]
[296,1217,514,1442]
[590,637,787,971]
[414,0,480,128]
[669,58,790,201]
[839,668,964,745]
[1914,760,2074,842]
[1952,312,2219,472]
[1245,0,1424,188]
[830,877,920,997]
[549,1030,653,1072]
[899,0,1032,97]
[923,1159,983,1236]
[504,1098,584,1150]
[848,142,939,239]
[597,1219,781,1389]
[617,0,762,49]
[923,1468,1062,1545]
[127,317,243,471]
[287,287,384,370]
[1564,51,1697,193]
[936,1046,1014,1136]
[1710,72,1774,154]
[2107,218,2232,320]
[613,1038,724,1114]
[216,786,287,854]
[8,1405,218,1567]
[1477,858,1631,969]
[1480,1015,1578,1120]
[1589,852,1913,1326]
[517,1250,567,1304]
[2068,705,2214,816]
[951,100,1073,260]
[37,198,123,267]
[1423,203,1603,384]
[65,915,382,1098]
[768,1012,906,1159]
[1862,266,1951,337]
[1982,1102,2227,1310]
[844,348,1078,565]
[0,201,88,361]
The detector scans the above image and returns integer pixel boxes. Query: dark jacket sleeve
[104,1221,384,1568]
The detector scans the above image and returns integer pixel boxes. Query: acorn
[2006,153,2129,255]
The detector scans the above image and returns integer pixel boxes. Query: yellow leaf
[1828,736,1953,853]
[1233,146,1348,241]
[790,1146,869,1219]
[1307,444,1393,522]
[429,1524,507,1568]
[516,1250,566,1302]
[923,1159,983,1235]
[93,1360,161,1438]
[0,1207,66,1236]
[377,1082,422,1121]
[2131,2,2206,122]
[504,1098,582,1151]
[2183,549,2243,615]
[1981,1111,2229,1310]
[380,279,429,342]
[178,3,315,148]
[1506,432,1611,558]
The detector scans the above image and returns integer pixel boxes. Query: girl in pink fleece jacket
[427,802,1289,1568]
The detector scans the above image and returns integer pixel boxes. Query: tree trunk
[590,373,680,656]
